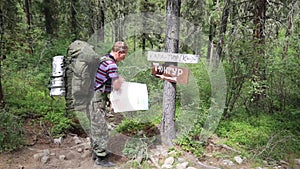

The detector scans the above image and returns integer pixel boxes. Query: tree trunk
[0,10,4,107]
[43,0,55,35]
[24,0,31,29]
[251,0,267,104]
[90,0,105,41]
[207,0,217,61]
[24,0,33,54]
[161,0,180,146]
[114,1,124,41]
[278,1,294,111]
[70,0,78,39]
[215,0,230,66]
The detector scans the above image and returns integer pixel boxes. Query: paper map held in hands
[110,82,149,112]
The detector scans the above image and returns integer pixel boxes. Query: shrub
[0,111,24,152]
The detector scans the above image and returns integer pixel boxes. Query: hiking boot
[95,157,116,167]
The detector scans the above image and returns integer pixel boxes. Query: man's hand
[112,77,125,91]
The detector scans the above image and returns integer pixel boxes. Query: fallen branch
[209,138,241,154]
[175,146,221,169]
[217,143,241,154]
[149,155,162,169]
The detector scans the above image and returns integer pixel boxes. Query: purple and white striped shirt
[94,54,118,93]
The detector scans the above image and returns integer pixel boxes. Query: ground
[0,117,293,169]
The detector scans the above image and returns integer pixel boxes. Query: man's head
[111,41,129,62]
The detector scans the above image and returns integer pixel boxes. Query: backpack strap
[94,55,115,91]
[98,54,114,64]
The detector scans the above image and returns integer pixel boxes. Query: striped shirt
[94,54,118,93]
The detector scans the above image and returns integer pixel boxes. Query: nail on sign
[147,51,199,63]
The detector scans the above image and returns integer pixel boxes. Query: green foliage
[122,138,148,160]
[175,111,207,158]
[175,133,205,158]
[2,37,74,140]
[42,110,73,136]
[116,118,159,137]
[0,0,299,166]
[116,119,144,134]
[129,68,163,93]
[0,111,24,152]
[188,60,211,108]
[3,70,63,115]
[216,112,300,161]
[3,70,73,137]
[217,116,271,149]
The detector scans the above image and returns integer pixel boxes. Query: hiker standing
[91,41,128,167]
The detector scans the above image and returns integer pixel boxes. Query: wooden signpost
[148,51,199,84]
[147,50,199,145]
[148,51,199,64]
[151,62,189,84]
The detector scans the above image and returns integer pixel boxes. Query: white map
[110,82,149,112]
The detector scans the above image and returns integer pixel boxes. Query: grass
[216,111,300,162]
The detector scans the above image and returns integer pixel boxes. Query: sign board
[147,51,199,63]
[110,82,148,112]
[152,62,189,84]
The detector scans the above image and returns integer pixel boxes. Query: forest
[0,0,299,168]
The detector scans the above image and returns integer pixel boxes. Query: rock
[268,161,276,165]
[33,153,44,161]
[66,151,76,160]
[187,167,197,169]
[86,137,90,142]
[42,149,50,156]
[295,159,300,165]
[161,164,173,169]
[83,143,91,150]
[164,157,175,165]
[177,158,186,163]
[81,151,91,158]
[59,155,66,160]
[168,150,176,155]
[137,130,143,136]
[155,146,168,157]
[77,148,83,153]
[223,159,234,166]
[53,137,63,145]
[73,136,82,144]
[41,155,50,164]
[176,162,189,169]
[234,156,243,164]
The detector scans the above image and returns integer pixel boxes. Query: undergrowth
[216,111,300,161]
[0,39,74,152]
[0,110,24,153]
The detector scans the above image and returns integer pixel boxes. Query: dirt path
[0,119,293,169]
[0,135,129,169]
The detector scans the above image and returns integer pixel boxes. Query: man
[91,41,128,167]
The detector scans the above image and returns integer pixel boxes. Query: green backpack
[64,40,111,114]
